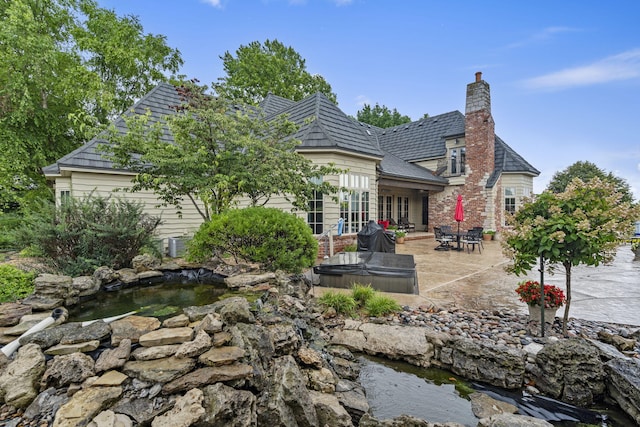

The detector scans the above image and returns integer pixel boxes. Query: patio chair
[461,228,482,254]
[472,226,485,249]
[399,217,416,233]
[434,227,452,251]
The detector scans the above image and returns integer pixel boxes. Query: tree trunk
[562,261,572,336]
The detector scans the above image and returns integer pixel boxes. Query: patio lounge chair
[399,217,416,233]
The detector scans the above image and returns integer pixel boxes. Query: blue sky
[98,0,640,201]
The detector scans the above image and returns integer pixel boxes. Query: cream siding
[62,171,205,242]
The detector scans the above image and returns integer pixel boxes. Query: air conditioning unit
[168,237,186,258]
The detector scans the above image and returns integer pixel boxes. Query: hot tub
[313,251,418,294]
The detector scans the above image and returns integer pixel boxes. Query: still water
[68,281,229,322]
[358,355,478,426]
[359,355,634,426]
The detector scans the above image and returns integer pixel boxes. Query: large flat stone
[139,327,194,346]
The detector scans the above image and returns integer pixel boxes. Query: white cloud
[201,0,223,8]
[506,26,579,49]
[523,48,640,90]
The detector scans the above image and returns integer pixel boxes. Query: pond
[358,355,477,426]
[67,273,229,322]
[358,355,635,426]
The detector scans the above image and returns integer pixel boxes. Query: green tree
[356,103,412,128]
[0,0,182,210]
[503,178,640,335]
[103,81,343,221]
[215,39,337,105]
[547,161,634,203]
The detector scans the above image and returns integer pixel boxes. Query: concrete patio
[311,233,640,326]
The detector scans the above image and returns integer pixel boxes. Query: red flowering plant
[515,280,566,308]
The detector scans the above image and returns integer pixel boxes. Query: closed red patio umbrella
[454,195,464,250]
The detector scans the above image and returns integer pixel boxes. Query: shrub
[364,294,402,317]
[0,264,36,302]
[318,291,357,315]
[188,207,318,273]
[13,194,161,276]
[351,283,375,305]
[0,213,22,250]
[342,243,357,252]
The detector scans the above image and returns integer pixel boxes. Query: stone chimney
[464,72,495,178]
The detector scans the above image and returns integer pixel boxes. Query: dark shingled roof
[376,111,466,161]
[44,83,538,190]
[43,82,181,175]
[379,150,448,184]
[486,136,540,187]
[260,93,296,116]
[265,92,384,158]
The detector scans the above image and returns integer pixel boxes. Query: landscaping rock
[131,254,161,272]
[446,338,526,389]
[88,410,133,427]
[175,329,212,358]
[530,338,605,406]
[109,316,161,346]
[605,357,640,425]
[138,326,194,346]
[95,339,131,372]
[256,355,318,427]
[41,352,95,388]
[0,303,32,327]
[72,276,100,297]
[0,343,46,408]
[52,386,122,427]
[309,390,353,427]
[199,382,257,426]
[122,356,196,383]
[150,387,204,427]
[161,363,254,394]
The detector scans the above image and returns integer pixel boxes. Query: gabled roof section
[264,92,384,159]
[486,136,540,188]
[379,150,448,185]
[259,93,296,116]
[377,111,465,161]
[43,82,181,175]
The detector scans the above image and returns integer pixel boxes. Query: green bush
[13,194,161,276]
[351,283,375,305]
[342,243,357,252]
[317,283,402,318]
[0,213,22,250]
[188,207,318,273]
[364,294,402,317]
[318,291,357,315]
[0,264,36,302]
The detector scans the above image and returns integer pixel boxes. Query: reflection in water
[358,355,477,426]
[68,282,229,322]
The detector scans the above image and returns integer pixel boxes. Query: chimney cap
[475,71,482,82]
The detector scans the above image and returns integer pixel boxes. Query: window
[451,149,458,175]
[378,196,384,221]
[59,190,71,204]
[386,196,392,220]
[450,147,466,175]
[504,188,516,215]
[397,196,409,219]
[307,187,324,234]
[339,174,371,233]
